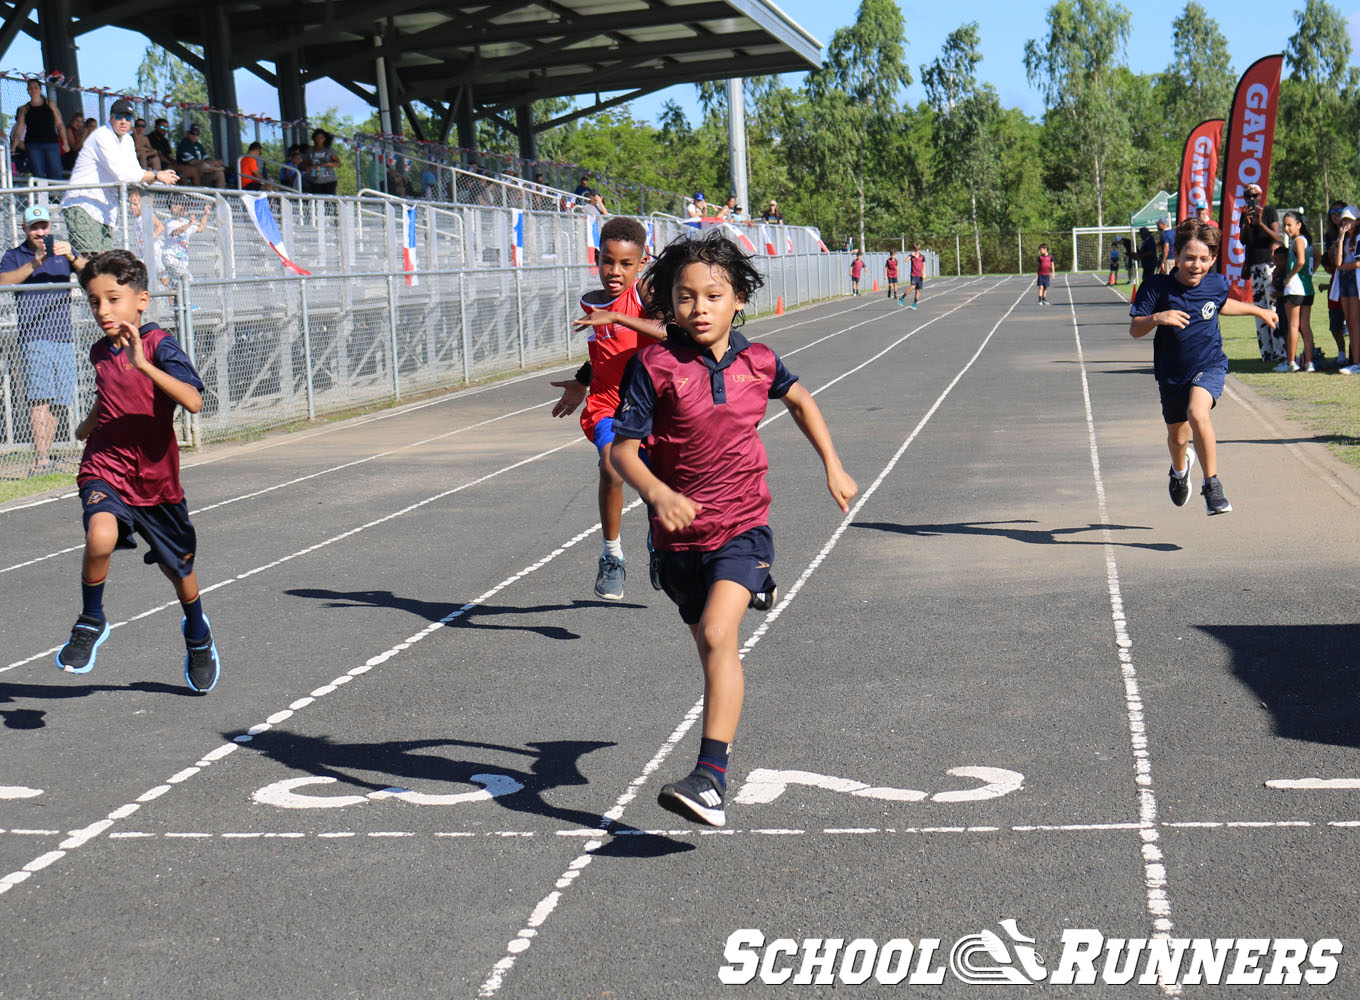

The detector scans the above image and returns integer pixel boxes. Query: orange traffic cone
[872,279,879,292]
[774,295,785,315]
[1108,273,1115,286]
[1129,282,1138,303]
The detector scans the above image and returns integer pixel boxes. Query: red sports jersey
[910,253,925,278]
[850,258,865,278]
[78,325,203,506]
[580,280,647,440]
[885,258,899,279]
[1037,254,1054,276]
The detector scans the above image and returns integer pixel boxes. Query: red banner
[1218,54,1284,302]
[1177,119,1224,223]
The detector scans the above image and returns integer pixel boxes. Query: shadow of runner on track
[1,679,196,730]
[855,520,1181,552]
[1199,624,1360,749]
[285,588,644,641]
[231,730,693,854]
[1219,436,1360,448]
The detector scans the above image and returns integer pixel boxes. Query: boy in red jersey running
[905,242,926,308]
[849,250,864,295]
[548,217,665,599]
[57,250,221,692]
[612,232,857,827]
[1036,244,1054,306]
[884,250,900,301]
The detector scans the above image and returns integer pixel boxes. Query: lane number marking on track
[252,774,524,809]
[734,767,1024,806]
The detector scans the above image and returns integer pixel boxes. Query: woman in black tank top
[13,78,66,180]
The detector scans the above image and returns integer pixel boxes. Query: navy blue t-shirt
[1160,227,1175,261]
[1130,270,1230,386]
[0,242,74,343]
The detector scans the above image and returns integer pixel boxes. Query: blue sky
[4,2,1358,126]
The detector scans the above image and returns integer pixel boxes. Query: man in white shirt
[61,99,179,255]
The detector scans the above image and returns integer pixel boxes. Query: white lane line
[1066,275,1180,997]
[1267,778,1360,790]
[477,278,1028,999]
[0,436,583,676]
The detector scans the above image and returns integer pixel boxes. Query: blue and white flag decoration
[511,209,524,267]
[586,213,602,273]
[243,193,309,275]
[402,203,418,286]
[644,219,656,256]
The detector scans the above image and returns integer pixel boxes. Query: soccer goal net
[1072,226,1139,274]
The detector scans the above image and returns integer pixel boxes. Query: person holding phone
[0,205,88,475]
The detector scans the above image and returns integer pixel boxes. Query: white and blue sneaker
[595,554,626,600]
[658,768,726,827]
[56,614,110,674]
[182,617,221,693]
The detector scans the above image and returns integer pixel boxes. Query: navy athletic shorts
[655,525,776,625]
[1159,367,1225,425]
[1036,274,1052,288]
[79,478,198,578]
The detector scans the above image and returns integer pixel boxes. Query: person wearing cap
[0,205,88,475]
[1193,198,1217,228]
[1331,203,1360,372]
[761,199,783,224]
[1239,182,1285,362]
[175,123,226,189]
[687,192,707,219]
[60,99,179,257]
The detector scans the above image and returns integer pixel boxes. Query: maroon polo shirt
[78,324,204,506]
[614,326,797,551]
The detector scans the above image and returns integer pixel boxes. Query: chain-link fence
[0,202,862,482]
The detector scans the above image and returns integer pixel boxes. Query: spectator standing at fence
[1278,211,1316,372]
[1333,205,1360,374]
[175,123,226,189]
[583,190,609,217]
[12,78,66,181]
[761,200,783,224]
[62,99,179,256]
[0,205,88,475]
[573,174,593,197]
[1239,182,1284,363]
[131,118,162,172]
[55,250,221,692]
[306,129,340,196]
[239,141,265,190]
[159,198,209,289]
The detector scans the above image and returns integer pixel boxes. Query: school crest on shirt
[1201,301,1217,320]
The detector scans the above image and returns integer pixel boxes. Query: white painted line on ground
[477,278,1028,999]
[1066,275,1180,998]
[1267,778,1360,790]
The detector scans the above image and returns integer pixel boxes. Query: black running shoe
[658,768,726,827]
[748,586,777,612]
[56,614,110,674]
[1168,469,1190,507]
[1201,476,1232,516]
[183,617,221,693]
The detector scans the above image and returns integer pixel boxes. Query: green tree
[923,22,1001,273]
[136,45,213,152]
[1024,0,1133,227]
[1158,3,1234,141]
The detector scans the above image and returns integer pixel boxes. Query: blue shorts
[23,339,77,405]
[655,525,776,625]
[79,479,198,578]
[1339,270,1359,299]
[1159,368,1225,425]
[910,275,923,289]
[1036,275,1051,288]
[593,416,648,467]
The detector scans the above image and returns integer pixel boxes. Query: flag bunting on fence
[724,224,758,255]
[1218,54,1283,303]
[1177,118,1224,224]
[243,193,310,276]
[645,220,657,256]
[511,209,525,267]
[402,203,419,286]
[586,214,602,275]
[761,224,778,256]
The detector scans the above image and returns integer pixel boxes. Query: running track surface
[3,275,1359,999]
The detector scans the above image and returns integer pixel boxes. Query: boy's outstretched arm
[1220,297,1278,329]
[778,382,857,512]
[572,310,668,342]
[611,437,700,532]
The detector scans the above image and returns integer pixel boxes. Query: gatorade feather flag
[761,224,778,256]
[1218,54,1283,303]
[724,224,758,255]
[1177,118,1224,223]
[510,209,524,267]
[402,203,419,286]
[244,193,309,275]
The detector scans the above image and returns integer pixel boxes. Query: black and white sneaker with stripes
[658,768,726,827]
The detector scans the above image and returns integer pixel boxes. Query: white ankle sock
[603,537,623,559]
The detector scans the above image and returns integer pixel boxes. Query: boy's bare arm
[75,399,100,440]
[611,437,700,532]
[1220,297,1278,328]
[572,310,667,342]
[778,382,857,512]
[115,322,204,413]
[1129,310,1189,338]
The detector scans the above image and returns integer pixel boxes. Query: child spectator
[884,250,899,301]
[611,232,856,826]
[1108,241,1121,286]
[1036,244,1053,305]
[279,145,304,191]
[1320,202,1349,367]
[547,217,666,599]
[849,250,864,295]
[1278,210,1316,371]
[1129,219,1278,516]
[1331,204,1360,373]
[239,141,265,190]
[59,250,221,692]
[906,242,926,308]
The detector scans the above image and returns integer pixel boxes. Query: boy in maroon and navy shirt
[884,250,900,301]
[58,249,221,692]
[612,232,857,827]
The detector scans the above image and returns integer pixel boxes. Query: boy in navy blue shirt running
[1130,219,1277,515]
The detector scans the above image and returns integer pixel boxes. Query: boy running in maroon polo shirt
[884,250,900,301]
[612,232,857,826]
[57,250,222,692]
